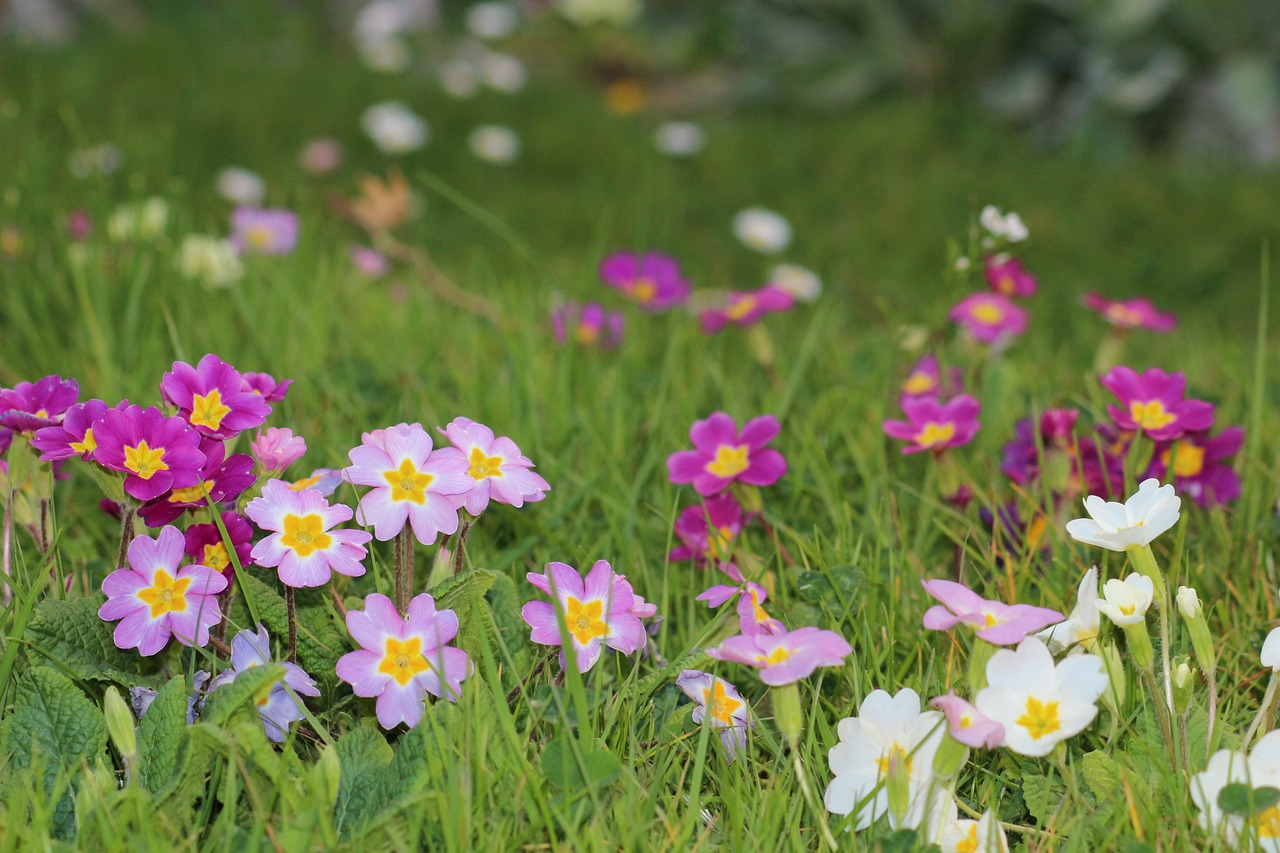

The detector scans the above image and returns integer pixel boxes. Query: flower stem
[1206,670,1220,761]
[393,526,412,613]
[284,585,297,664]
[115,504,138,571]
[452,518,473,575]
[1138,667,1176,764]
[1,483,12,607]
[1243,672,1280,751]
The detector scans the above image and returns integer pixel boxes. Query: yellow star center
[137,568,193,619]
[726,295,758,321]
[202,542,231,572]
[874,743,913,776]
[564,596,608,645]
[631,278,657,303]
[706,525,734,560]
[983,611,1002,628]
[956,822,980,853]
[468,446,505,481]
[1129,400,1176,430]
[70,427,97,455]
[246,226,275,249]
[190,389,232,431]
[1015,696,1062,740]
[1105,304,1144,327]
[575,322,601,345]
[169,478,216,504]
[972,303,1005,324]
[1161,442,1206,478]
[1254,805,1280,839]
[757,646,791,667]
[289,473,321,491]
[124,440,168,480]
[706,444,750,478]
[377,636,431,686]
[914,421,956,449]
[702,681,743,726]
[280,513,332,557]
[383,458,433,504]
[995,274,1016,294]
[749,587,772,624]
[902,371,936,395]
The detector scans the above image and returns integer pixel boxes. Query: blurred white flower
[654,121,705,157]
[67,143,122,179]
[468,125,521,165]
[177,235,243,289]
[558,0,641,27]
[216,167,266,206]
[466,2,519,40]
[353,0,437,43]
[481,52,526,93]
[769,263,821,303]
[439,59,483,99]
[978,204,1029,243]
[359,37,413,74]
[107,197,169,242]
[733,207,791,254]
[361,101,429,154]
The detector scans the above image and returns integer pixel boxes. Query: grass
[0,4,1279,851]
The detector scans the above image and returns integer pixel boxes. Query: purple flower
[31,398,113,461]
[1000,408,1080,485]
[598,251,691,311]
[244,479,371,588]
[921,580,1063,646]
[336,593,472,730]
[161,354,272,440]
[252,427,307,475]
[240,372,293,402]
[1146,427,1244,508]
[348,243,389,277]
[697,579,785,636]
[551,302,624,348]
[286,467,343,497]
[92,405,207,502]
[131,671,211,724]
[209,624,320,741]
[138,438,255,527]
[668,493,746,565]
[435,417,550,516]
[1083,293,1176,332]
[948,293,1027,345]
[1100,366,1214,442]
[98,525,228,655]
[675,670,752,761]
[520,560,647,673]
[929,693,1005,749]
[230,207,299,255]
[983,255,1037,298]
[0,375,79,435]
[699,285,794,334]
[883,395,980,455]
[184,510,254,582]
[708,626,851,686]
[899,354,963,403]
[666,413,787,496]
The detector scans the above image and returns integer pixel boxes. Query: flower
[107,198,168,242]
[183,510,253,581]
[0,375,79,435]
[98,525,228,655]
[675,670,751,760]
[336,593,472,730]
[978,205,1028,243]
[216,167,266,205]
[654,121,705,157]
[161,354,272,441]
[732,207,791,254]
[343,422,472,543]
[929,693,1005,749]
[229,207,299,255]
[241,371,293,402]
[768,263,822,303]
[348,244,390,277]
[667,413,786,497]
[1146,427,1244,507]
[286,467,343,497]
[883,395,980,455]
[983,255,1037,298]
[252,427,307,475]
[361,102,429,154]
[1082,293,1176,332]
[1065,478,1180,551]
[898,354,962,403]
[209,624,320,742]
[92,405,207,502]
[130,671,210,724]
[481,52,526,93]
[1094,573,1154,627]
[244,479,371,587]
[466,1,519,39]
[1263,627,1280,671]
[137,437,255,527]
[1191,729,1280,845]
[708,626,850,686]
[948,293,1027,345]
[697,579,786,636]
[436,417,550,516]
[468,125,520,165]
[921,580,1063,645]
[598,252,691,311]
[177,235,243,289]
[299,138,343,175]
[937,809,1010,853]
[824,688,945,829]
[32,398,111,461]
[974,637,1107,756]
[520,560,647,672]
[668,493,746,565]
[1037,567,1101,653]
[699,285,794,333]
[1100,366,1214,441]
[551,302,624,348]
[1177,585,1202,621]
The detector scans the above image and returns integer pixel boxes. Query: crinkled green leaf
[1081,750,1122,803]
[200,663,285,727]
[794,565,860,603]
[1022,772,1065,825]
[333,725,395,836]
[483,570,531,681]
[1219,783,1280,816]
[137,675,191,794]
[23,596,164,687]
[540,735,621,796]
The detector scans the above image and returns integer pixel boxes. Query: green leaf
[540,735,622,796]
[1081,751,1122,803]
[482,570,531,680]
[230,573,346,684]
[0,666,107,839]
[1022,772,1065,825]
[23,596,164,687]
[333,725,395,836]
[200,663,285,727]
[136,675,192,794]
[794,564,861,603]
[1219,783,1280,816]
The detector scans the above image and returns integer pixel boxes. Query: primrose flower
[336,593,471,730]
[98,525,228,656]
[668,492,746,565]
[216,167,266,205]
[299,138,343,175]
[240,372,293,402]
[675,670,752,761]
[468,125,520,165]
[667,412,786,496]
[709,626,850,686]
[183,510,253,581]
[343,422,472,543]
[521,560,647,673]
[32,398,111,461]
[921,580,1063,645]
[92,405,207,502]
[598,252,691,311]
[1191,729,1280,846]
[1146,427,1244,507]
[131,671,210,724]
[899,354,962,402]
[361,101,429,154]
[1262,627,1280,671]
[929,693,1005,749]
[349,243,390,277]
[209,624,320,742]
[230,207,299,255]
[252,427,307,475]
[883,394,980,455]
[436,417,550,516]
[768,263,822,303]
[0,375,79,435]
[245,479,371,587]
[161,353,272,441]
[138,438,255,527]
[974,637,1107,756]
[1100,366,1214,441]
[1037,567,1101,653]
[1065,478,1180,552]
[551,302,624,348]
[824,688,945,829]
[1082,293,1176,332]
[177,234,243,289]
[696,580,786,636]
[699,285,794,333]
[654,121,706,158]
[1095,573,1154,627]
[285,467,343,497]
[983,255,1037,298]
[937,809,1010,853]
[978,205,1028,243]
[732,207,792,254]
[949,293,1027,345]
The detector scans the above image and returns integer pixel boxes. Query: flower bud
[251,427,307,474]
[1177,586,1202,620]
[1172,656,1194,716]
[1179,585,1217,674]
[886,746,911,825]
[103,686,137,774]
[931,732,970,780]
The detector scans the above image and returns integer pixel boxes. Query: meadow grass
[1,6,1280,851]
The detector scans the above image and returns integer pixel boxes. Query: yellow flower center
[137,568,193,619]
[726,296,758,321]
[289,473,321,491]
[70,427,97,455]
[1253,805,1280,839]
[202,542,231,572]
[190,389,232,431]
[705,444,750,478]
[995,274,1016,295]
[1105,304,1144,327]
[169,478,216,504]
[706,525,734,560]
[377,636,431,686]
[246,226,275,249]
[972,303,1005,324]
[575,322,601,345]
[631,278,657,304]
[280,513,332,557]
[749,587,772,624]
[564,596,608,645]
[383,458,433,504]
[983,611,1002,628]
[956,822,980,853]
[874,743,913,776]
[757,646,791,666]
[702,680,743,726]
[124,440,169,480]
[1129,400,1176,431]
[1015,696,1062,740]
[467,446,505,481]
[1161,442,1206,478]
[913,421,956,449]
[902,371,936,395]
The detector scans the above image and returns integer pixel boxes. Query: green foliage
[540,735,622,799]
[1022,772,1067,826]
[136,675,192,795]
[23,597,164,688]
[229,573,346,686]
[1218,783,1280,816]
[201,663,285,728]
